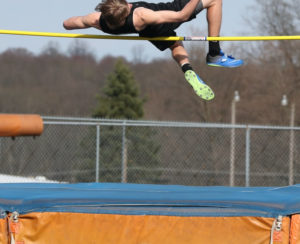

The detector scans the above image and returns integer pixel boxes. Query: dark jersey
[99,0,201,51]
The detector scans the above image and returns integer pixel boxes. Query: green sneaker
[184,70,215,100]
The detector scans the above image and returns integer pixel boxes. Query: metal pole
[121,121,127,183]
[123,143,128,183]
[245,127,251,187]
[230,101,236,186]
[95,125,100,183]
[289,103,295,185]
[230,91,239,187]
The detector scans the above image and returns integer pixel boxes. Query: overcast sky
[0,0,255,61]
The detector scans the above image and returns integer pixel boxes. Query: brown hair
[100,0,130,28]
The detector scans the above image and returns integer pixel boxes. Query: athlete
[63,0,243,100]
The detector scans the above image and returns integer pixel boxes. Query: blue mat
[1,183,300,217]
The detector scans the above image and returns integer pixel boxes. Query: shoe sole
[185,71,214,101]
[207,62,244,68]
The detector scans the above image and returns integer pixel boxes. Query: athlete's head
[99,0,130,28]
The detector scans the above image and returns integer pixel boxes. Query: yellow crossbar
[0,29,300,41]
[0,30,183,41]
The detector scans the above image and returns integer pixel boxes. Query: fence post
[121,121,127,183]
[95,125,100,183]
[230,91,240,187]
[230,123,236,187]
[289,103,295,186]
[245,127,251,187]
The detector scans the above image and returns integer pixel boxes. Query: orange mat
[6,212,291,244]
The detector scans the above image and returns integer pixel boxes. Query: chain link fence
[0,116,299,186]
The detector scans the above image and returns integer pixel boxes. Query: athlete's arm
[134,0,200,29]
[63,12,101,30]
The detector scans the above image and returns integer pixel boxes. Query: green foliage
[77,126,162,184]
[77,59,162,183]
[93,59,144,119]
[125,126,162,183]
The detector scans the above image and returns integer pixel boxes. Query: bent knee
[170,41,184,50]
[202,0,222,8]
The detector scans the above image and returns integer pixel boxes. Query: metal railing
[0,116,299,186]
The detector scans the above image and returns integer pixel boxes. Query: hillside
[0,39,299,125]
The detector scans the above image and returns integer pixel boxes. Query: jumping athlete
[63,0,243,100]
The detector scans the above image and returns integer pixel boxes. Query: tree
[78,59,162,184]
[246,0,300,98]
[93,58,144,119]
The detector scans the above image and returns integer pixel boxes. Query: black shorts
[137,0,204,51]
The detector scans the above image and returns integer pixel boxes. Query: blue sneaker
[206,50,244,68]
[184,70,214,100]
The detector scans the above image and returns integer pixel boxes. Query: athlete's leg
[63,12,101,30]
[201,0,243,67]
[199,0,222,57]
[170,41,189,66]
[202,0,222,37]
[170,42,214,100]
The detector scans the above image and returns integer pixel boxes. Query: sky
[0,0,256,61]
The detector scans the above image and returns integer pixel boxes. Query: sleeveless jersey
[99,0,197,50]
